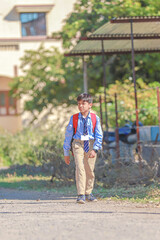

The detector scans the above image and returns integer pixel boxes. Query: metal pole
[130,19,140,150]
[130,20,142,176]
[99,95,103,131]
[101,40,110,153]
[14,65,18,77]
[157,87,160,134]
[82,56,88,93]
[115,93,120,159]
[101,40,109,131]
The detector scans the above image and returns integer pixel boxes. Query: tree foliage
[11,0,160,123]
[60,0,160,49]
[94,79,160,127]
[59,0,160,88]
[11,46,83,117]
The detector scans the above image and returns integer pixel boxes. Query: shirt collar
[79,112,91,119]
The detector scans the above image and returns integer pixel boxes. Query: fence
[96,86,160,186]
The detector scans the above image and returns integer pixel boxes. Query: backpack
[70,113,97,153]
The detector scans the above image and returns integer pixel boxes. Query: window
[0,92,17,116]
[0,45,19,51]
[20,12,46,37]
[0,93,6,115]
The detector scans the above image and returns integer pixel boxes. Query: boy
[63,93,103,204]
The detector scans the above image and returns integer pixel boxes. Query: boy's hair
[77,93,93,103]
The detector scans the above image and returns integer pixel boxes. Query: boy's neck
[81,111,90,118]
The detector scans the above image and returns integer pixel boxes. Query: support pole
[82,56,88,93]
[130,20,140,151]
[115,93,120,159]
[101,40,109,152]
[157,87,160,134]
[14,65,18,77]
[99,95,103,131]
[101,40,109,132]
[130,20,142,176]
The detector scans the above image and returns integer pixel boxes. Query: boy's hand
[89,150,96,158]
[64,156,70,165]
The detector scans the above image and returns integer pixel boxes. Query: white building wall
[50,0,76,33]
[0,0,76,77]
[0,0,76,38]
[0,0,76,131]
[0,40,62,78]
[0,50,20,78]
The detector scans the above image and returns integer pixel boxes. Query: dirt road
[0,188,160,240]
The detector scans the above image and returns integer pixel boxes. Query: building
[0,0,76,133]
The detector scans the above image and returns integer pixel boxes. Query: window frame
[20,12,47,37]
[0,91,17,116]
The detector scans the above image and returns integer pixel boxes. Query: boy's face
[78,100,92,115]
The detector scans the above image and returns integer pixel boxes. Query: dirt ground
[0,188,160,240]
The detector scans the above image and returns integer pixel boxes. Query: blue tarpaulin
[151,126,160,141]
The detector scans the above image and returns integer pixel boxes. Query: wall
[0,0,76,77]
[0,0,76,132]
[0,76,22,133]
[0,0,76,38]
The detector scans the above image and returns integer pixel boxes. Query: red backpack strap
[91,113,97,133]
[73,113,79,134]
[73,113,96,134]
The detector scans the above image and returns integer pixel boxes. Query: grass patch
[94,182,160,204]
[1,171,160,203]
[0,174,77,195]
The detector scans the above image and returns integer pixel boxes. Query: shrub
[0,126,75,180]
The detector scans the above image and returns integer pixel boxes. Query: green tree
[11,46,83,119]
[59,0,160,91]
[59,0,160,49]
[94,79,160,126]
[11,0,160,118]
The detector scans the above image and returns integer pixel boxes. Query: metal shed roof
[65,16,160,56]
[82,17,160,40]
[65,39,160,56]
[64,16,160,141]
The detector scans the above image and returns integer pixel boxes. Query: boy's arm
[93,116,103,152]
[64,156,70,165]
[63,116,74,164]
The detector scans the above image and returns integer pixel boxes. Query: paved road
[0,188,160,240]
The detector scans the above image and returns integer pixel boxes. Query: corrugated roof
[66,39,160,56]
[65,17,160,56]
[83,20,160,40]
[110,16,160,23]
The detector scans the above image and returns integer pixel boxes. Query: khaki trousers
[72,139,97,195]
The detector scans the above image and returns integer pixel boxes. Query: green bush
[93,79,160,128]
[0,127,63,166]
[0,126,75,180]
